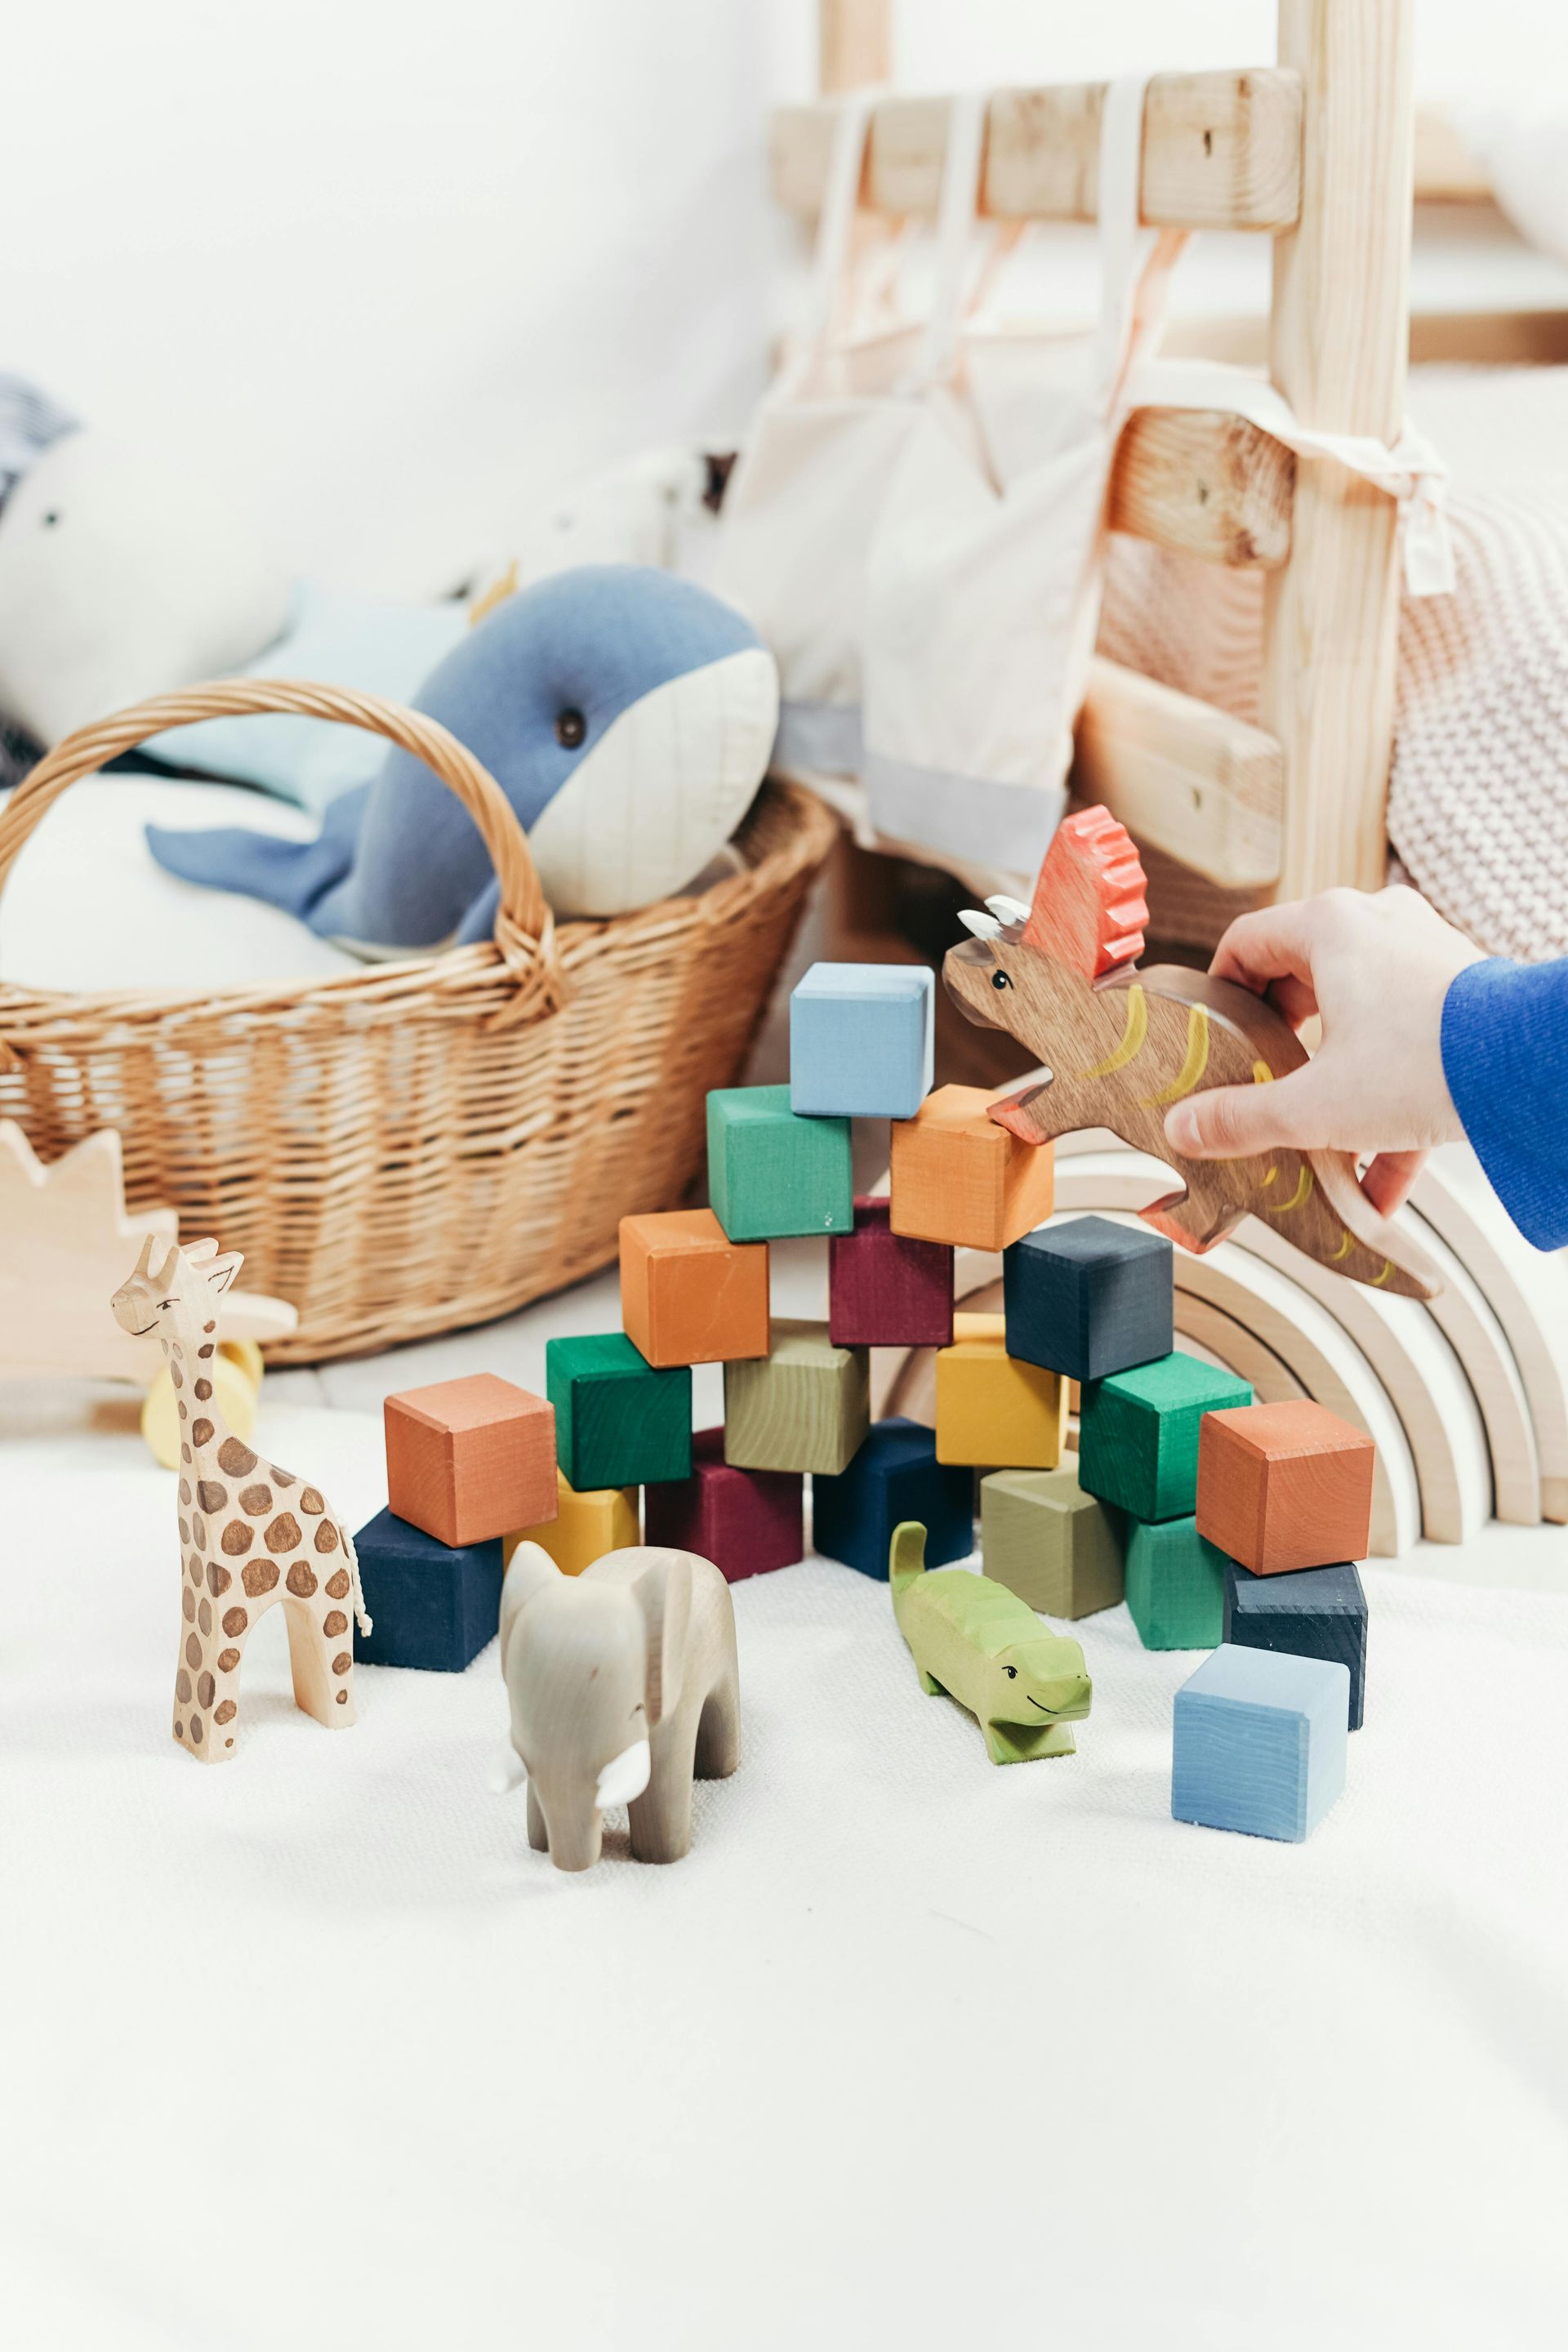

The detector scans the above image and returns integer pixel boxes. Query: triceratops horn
[958,909,1003,940]
[985,894,1031,927]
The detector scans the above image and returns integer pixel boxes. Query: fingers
[1164,1066,1325,1160]
[1209,901,1324,1018]
[1361,1148,1428,1217]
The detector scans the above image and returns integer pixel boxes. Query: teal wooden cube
[1078,1351,1251,1522]
[545,1333,692,1490]
[1172,1643,1349,1842]
[1125,1514,1230,1650]
[790,961,934,1119]
[707,1085,853,1242]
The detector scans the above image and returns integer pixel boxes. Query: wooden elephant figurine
[497,1543,741,1871]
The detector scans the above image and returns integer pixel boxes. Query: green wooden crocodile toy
[889,1521,1093,1764]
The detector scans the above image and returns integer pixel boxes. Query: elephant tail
[145,783,368,932]
[889,1521,928,1601]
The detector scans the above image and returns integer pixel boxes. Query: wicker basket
[0,680,836,1362]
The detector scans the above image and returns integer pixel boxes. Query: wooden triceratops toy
[942,808,1441,1301]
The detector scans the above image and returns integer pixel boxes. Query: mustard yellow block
[505,1468,639,1577]
[935,1312,1069,1470]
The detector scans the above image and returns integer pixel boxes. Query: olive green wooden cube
[723,1318,870,1476]
[980,1467,1125,1619]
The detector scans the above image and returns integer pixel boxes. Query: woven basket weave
[0,680,836,1362]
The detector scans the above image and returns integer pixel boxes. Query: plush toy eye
[991,968,1013,991]
[1004,1664,1018,1678]
[555,707,586,749]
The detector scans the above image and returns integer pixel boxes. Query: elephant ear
[498,1540,561,1677]
[633,1551,693,1727]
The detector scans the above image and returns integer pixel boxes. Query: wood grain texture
[1259,0,1414,897]
[618,1209,769,1369]
[1003,1213,1173,1383]
[1078,1350,1252,1523]
[817,0,890,93]
[723,1318,870,1476]
[771,70,1303,231]
[643,1427,804,1583]
[545,1334,693,1491]
[980,1467,1124,1619]
[813,1416,974,1579]
[1224,1557,1368,1731]
[1125,1515,1230,1651]
[1111,408,1294,568]
[356,1508,504,1673]
[829,1196,954,1349]
[1171,1644,1349,1842]
[505,1469,639,1579]
[707,1085,853,1242]
[1075,657,1284,891]
[934,1314,1068,1470]
[790,962,933,1120]
[385,1373,557,1550]
[889,1084,1055,1253]
[1196,1399,1374,1575]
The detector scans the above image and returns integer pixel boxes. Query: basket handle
[0,679,562,1018]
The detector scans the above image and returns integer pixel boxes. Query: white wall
[3,2,1559,598]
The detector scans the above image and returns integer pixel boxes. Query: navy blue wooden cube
[354,1507,504,1672]
[1004,1214,1173,1383]
[811,1416,974,1579]
[1223,1557,1368,1731]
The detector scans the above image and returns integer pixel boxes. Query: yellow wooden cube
[505,1469,639,1577]
[935,1313,1068,1469]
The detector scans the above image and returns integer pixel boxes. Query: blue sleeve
[1441,957,1568,1250]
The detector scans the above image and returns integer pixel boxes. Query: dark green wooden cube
[1078,1351,1252,1522]
[546,1333,692,1490]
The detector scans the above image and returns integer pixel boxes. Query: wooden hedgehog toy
[942,807,1441,1301]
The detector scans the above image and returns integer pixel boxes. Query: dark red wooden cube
[642,1427,803,1582]
[828,1196,954,1348]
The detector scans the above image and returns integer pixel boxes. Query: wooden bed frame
[773,0,1536,908]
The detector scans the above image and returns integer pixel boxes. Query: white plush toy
[0,429,289,744]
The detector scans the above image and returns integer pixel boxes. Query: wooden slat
[1073,657,1283,889]
[770,69,1303,233]
[1413,105,1492,204]
[817,0,890,95]
[1111,408,1294,568]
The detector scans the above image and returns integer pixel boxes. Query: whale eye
[555,707,586,749]
[991,968,1013,991]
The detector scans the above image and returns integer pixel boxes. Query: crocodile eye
[555,707,586,748]
[1004,1664,1018,1678]
[991,969,1013,991]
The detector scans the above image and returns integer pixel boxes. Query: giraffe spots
[197,1672,215,1708]
[222,1606,247,1637]
[203,1320,216,1334]
[332,1653,351,1677]
[207,1564,230,1597]
[218,1437,257,1477]
[197,1343,215,1359]
[170,1361,183,1389]
[214,1699,236,1725]
[192,1515,207,1549]
[198,1481,227,1514]
[239,1484,273,1517]
[178,1478,192,1508]
[189,1557,204,1588]
[286,1563,317,1598]
[324,1569,350,1600]
[182,1588,196,1623]
[323,1610,347,1638]
[178,1403,188,1423]
[178,1517,190,1547]
[217,1647,241,1672]
[220,1522,253,1557]
[192,1419,214,1447]
[185,1633,201,1669]
[272,1469,296,1490]
[241,1561,278,1597]
[301,1487,325,1516]
[180,1443,191,1464]
[189,1715,203,1745]
[194,1379,212,1402]
[198,1600,212,1636]
[176,1670,192,1703]
[336,1690,348,1705]
[266,1512,302,1555]
[175,1721,184,1740]
[314,1521,341,1556]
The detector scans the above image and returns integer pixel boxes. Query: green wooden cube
[1078,1351,1251,1522]
[546,1333,692,1490]
[707,1085,853,1242]
[723,1318,869,1475]
[1125,1514,1230,1650]
[980,1466,1125,1619]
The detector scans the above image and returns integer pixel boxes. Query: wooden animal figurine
[110,1234,369,1761]
[942,808,1441,1301]
[889,1521,1092,1765]
[497,1542,741,1870]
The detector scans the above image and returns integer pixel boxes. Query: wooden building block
[1171,1643,1350,1842]
[828,1196,954,1349]
[644,1426,803,1583]
[889,1085,1055,1252]
[813,1416,975,1579]
[790,961,934,1119]
[354,1508,504,1673]
[1223,1558,1368,1731]
[934,1314,1068,1469]
[545,1334,692,1491]
[1125,1514,1229,1650]
[980,1467,1124,1619]
[706,1085,853,1241]
[618,1209,769,1367]
[505,1469,639,1579]
[1196,1399,1375,1575]
[1004,1214,1173,1383]
[723,1318,870,1475]
[1078,1351,1252,1522]
[384,1373,557,1549]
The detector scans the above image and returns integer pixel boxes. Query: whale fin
[145,785,370,931]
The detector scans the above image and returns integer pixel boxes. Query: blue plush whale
[146,566,780,947]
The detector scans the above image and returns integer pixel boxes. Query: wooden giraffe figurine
[111,1234,371,1760]
[942,808,1441,1302]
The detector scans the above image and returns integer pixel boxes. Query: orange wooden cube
[618,1209,769,1368]
[889,1085,1055,1252]
[1196,1400,1375,1577]
[385,1373,557,1549]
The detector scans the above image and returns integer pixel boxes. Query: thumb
[1164,1068,1323,1161]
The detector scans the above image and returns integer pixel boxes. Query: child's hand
[1162,887,1485,1216]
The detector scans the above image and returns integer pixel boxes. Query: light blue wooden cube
[1171,1643,1349,1842]
[789,962,934,1120]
